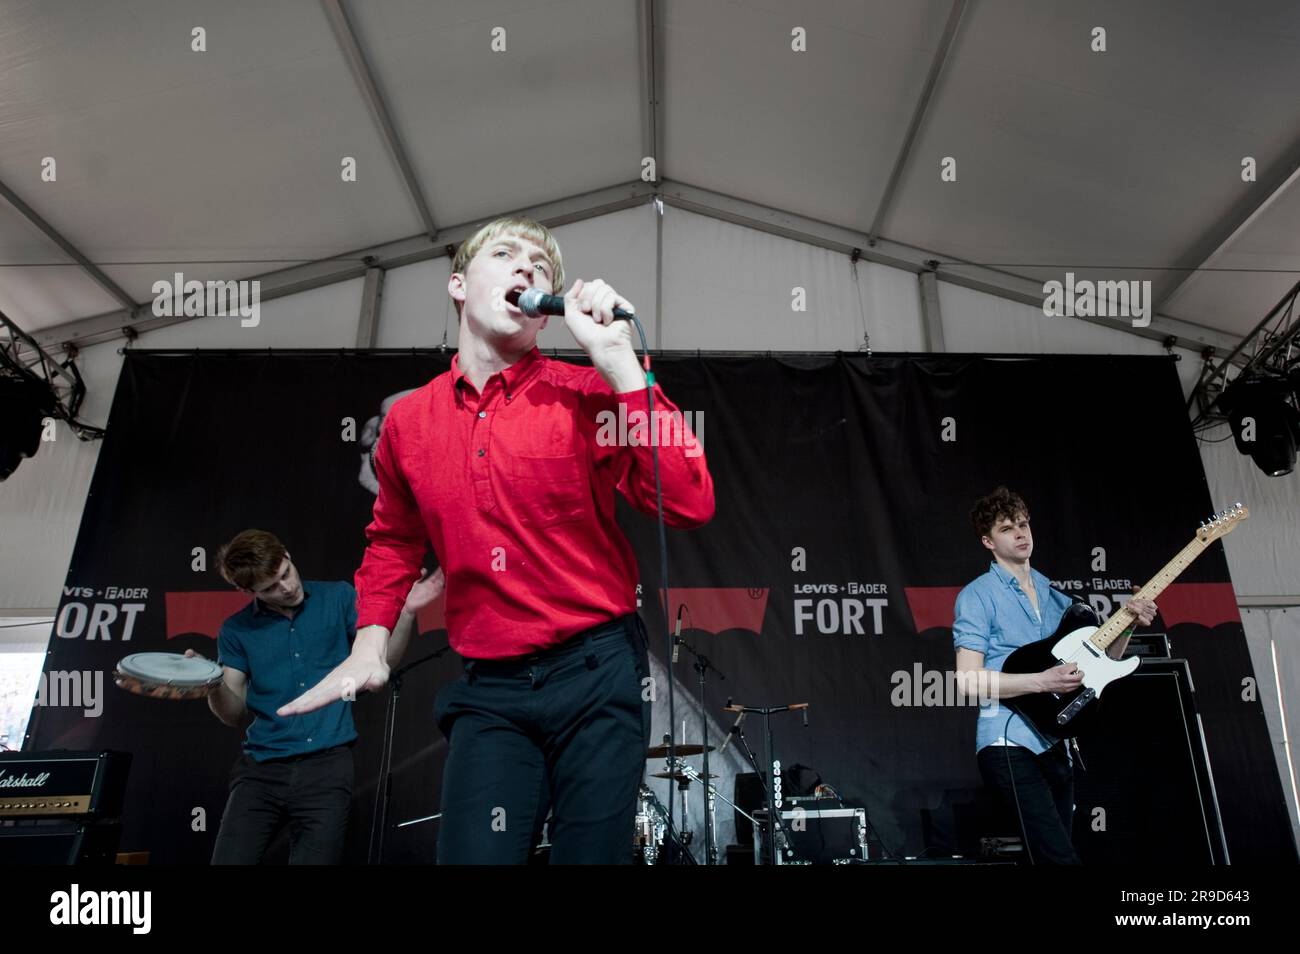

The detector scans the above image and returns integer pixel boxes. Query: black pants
[211,743,353,865]
[978,742,1081,865]
[434,614,651,864]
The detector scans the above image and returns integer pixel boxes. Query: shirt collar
[988,561,1032,590]
[452,346,544,401]
[252,582,312,617]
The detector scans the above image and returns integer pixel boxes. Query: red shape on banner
[899,582,1240,633]
[659,588,769,635]
[165,591,252,640]
[903,586,963,633]
[1155,582,1241,628]
[166,591,448,640]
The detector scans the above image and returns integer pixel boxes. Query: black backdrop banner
[26,350,1295,864]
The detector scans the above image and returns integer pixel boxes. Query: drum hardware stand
[673,759,693,850]
[724,700,809,865]
[669,632,726,864]
[674,762,759,833]
[651,740,701,865]
[368,644,453,865]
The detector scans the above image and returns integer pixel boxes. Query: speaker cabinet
[1072,658,1229,864]
[0,821,123,865]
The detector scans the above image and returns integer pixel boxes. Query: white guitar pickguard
[1050,625,1140,696]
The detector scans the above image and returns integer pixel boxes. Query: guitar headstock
[1197,502,1249,543]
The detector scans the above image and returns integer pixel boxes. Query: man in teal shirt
[198,529,440,863]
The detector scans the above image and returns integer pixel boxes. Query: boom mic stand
[670,629,725,865]
[368,644,453,865]
[724,700,809,865]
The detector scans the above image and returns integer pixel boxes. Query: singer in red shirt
[281,216,714,863]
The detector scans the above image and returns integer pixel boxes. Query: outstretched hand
[277,628,390,716]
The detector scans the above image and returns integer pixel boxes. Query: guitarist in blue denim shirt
[953,487,1156,864]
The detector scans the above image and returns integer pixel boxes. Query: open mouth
[503,287,533,316]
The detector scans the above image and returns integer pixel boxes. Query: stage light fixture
[1221,371,1300,477]
[0,371,57,481]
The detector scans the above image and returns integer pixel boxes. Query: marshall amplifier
[0,750,131,819]
[0,751,131,865]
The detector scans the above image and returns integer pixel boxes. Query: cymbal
[645,743,714,758]
[650,771,720,782]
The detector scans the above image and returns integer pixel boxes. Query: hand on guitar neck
[1107,593,1158,658]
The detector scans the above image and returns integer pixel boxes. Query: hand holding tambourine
[114,651,224,701]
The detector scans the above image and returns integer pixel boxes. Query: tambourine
[114,652,224,701]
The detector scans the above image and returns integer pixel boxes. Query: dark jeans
[978,742,1080,865]
[434,614,651,865]
[211,743,353,865]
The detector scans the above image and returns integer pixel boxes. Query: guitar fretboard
[1090,535,1209,651]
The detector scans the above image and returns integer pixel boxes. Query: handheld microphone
[506,287,636,321]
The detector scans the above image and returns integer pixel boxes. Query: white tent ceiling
[1,0,1298,348]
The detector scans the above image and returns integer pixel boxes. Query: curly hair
[970,486,1029,539]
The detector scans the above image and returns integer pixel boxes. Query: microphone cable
[624,310,687,863]
[1003,710,1036,866]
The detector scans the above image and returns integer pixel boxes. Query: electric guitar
[1002,503,1248,739]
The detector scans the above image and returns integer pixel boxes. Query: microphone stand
[671,630,724,865]
[725,701,808,865]
[368,644,453,865]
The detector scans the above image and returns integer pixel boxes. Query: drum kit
[636,741,711,865]
[634,741,759,865]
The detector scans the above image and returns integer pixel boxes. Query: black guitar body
[1002,601,1128,740]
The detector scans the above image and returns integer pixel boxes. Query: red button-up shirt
[355,347,714,659]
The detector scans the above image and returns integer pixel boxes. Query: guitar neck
[1091,535,1209,651]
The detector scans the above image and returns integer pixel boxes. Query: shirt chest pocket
[288,630,346,680]
[508,453,588,528]
[986,611,1009,655]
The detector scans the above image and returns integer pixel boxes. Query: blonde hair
[449,216,564,317]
